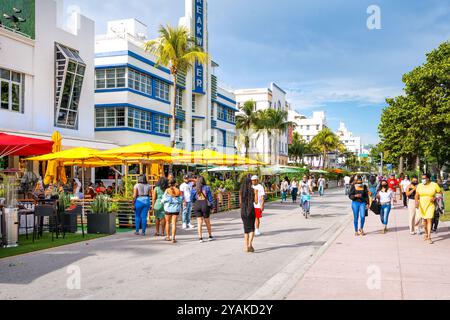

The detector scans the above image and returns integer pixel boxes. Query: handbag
[370,199,381,215]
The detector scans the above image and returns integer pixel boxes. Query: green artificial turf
[0,232,107,259]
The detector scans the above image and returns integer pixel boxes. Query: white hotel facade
[0,0,118,168]
[235,83,290,165]
[1,0,237,174]
[94,1,237,154]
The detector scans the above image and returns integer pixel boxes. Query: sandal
[165,237,171,242]
[428,239,434,244]
[172,239,177,244]
[154,233,160,237]
[248,246,255,253]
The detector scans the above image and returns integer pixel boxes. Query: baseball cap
[183,175,190,180]
[251,175,259,181]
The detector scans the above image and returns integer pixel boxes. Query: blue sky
[64,0,450,145]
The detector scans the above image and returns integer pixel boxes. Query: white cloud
[283,78,403,110]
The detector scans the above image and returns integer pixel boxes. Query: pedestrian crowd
[346,172,445,244]
[131,173,267,252]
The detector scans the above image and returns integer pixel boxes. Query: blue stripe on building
[96,50,171,74]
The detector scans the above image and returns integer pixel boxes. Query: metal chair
[33,204,58,242]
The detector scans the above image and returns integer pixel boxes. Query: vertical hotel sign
[194,0,205,94]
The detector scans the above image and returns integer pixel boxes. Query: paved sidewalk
[0,189,349,300]
[287,202,450,300]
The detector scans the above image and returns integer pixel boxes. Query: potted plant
[87,195,117,235]
[57,193,79,233]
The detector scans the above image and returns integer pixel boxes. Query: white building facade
[289,111,327,143]
[0,0,119,161]
[336,122,362,155]
[94,0,237,154]
[235,83,290,165]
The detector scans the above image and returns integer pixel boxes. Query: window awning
[0,132,53,157]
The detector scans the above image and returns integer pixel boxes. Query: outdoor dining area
[1,131,270,253]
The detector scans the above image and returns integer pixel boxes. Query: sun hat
[251,175,259,181]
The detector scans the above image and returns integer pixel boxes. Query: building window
[0,68,23,113]
[192,121,195,144]
[176,120,184,141]
[226,108,236,123]
[226,132,235,148]
[154,114,170,135]
[154,79,170,101]
[127,108,152,131]
[95,68,126,89]
[176,89,183,109]
[217,130,225,147]
[306,125,310,131]
[55,43,86,129]
[192,94,196,113]
[95,107,126,128]
[128,68,151,94]
[217,105,225,120]
[316,125,320,131]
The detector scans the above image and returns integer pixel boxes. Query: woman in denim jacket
[161,178,183,243]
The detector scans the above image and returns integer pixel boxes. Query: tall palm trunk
[245,135,250,159]
[169,74,178,174]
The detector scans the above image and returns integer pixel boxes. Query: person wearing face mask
[415,173,442,244]
[348,175,369,236]
[376,180,394,234]
[405,177,422,235]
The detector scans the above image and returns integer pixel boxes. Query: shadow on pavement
[256,240,327,253]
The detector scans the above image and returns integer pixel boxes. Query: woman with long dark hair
[192,176,214,243]
[152,177,168,237]
[348,175,369,236]
[240,176,258,253]
[376,179,394,234]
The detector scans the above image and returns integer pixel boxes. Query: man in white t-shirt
[252,175,265,236]
[180,175,194,229]
[344,175,351,195]
[400,175,411,208]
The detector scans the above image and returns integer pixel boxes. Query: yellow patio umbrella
[43,131,67,185]
[28,147,123,236]
[97,142,188,159]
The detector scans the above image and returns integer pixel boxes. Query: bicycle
[301,194,311,219]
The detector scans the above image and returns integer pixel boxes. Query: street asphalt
[0,188,350,300]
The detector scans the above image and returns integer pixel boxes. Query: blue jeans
[291,188,298,202]
[380,204,392,226]
[352,201,366,232]
[281,191,287,202]
[182,202,192,225]
[135,197,150,234]
[318,186,324,196]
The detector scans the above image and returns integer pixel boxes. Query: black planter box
[87,213,116,235]
[63,214,78,233]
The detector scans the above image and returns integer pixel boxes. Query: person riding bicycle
[300,176,313,216]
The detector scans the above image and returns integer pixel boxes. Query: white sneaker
[188,223,195,229]
[182,223,187,230]
[255,229,261,236]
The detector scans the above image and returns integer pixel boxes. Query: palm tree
[144,25,208,149]
[236,100,257,159]
[289,132,308,165]
[310,128,344,169]
[256,108,294,165]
